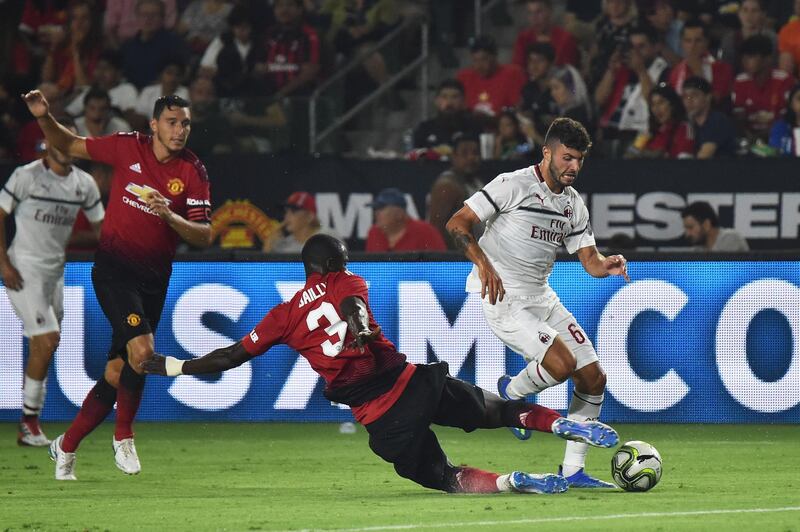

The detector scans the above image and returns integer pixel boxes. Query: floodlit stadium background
[1,259,797,423]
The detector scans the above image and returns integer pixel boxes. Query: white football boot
[49,435,77,480]
[113,437,141,475]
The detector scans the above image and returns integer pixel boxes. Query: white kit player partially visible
[0,128,104,446]
[446,117,629,488]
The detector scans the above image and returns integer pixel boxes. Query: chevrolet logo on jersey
[125,182,171,204]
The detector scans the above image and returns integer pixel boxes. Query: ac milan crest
[564,205,574,219]
[539,332,551,344]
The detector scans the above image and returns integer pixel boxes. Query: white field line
[286,506,800,532]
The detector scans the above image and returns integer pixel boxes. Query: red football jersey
[732,70,795,134]
[86,132,211,277]
[241,270,412,424]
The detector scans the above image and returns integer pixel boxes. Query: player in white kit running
[446,118,629,488]
[0,130,104,446]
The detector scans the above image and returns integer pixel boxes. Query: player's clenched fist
[21,90,50,118]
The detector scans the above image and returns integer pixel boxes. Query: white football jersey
[464,164,595,295]
[0,159,105,272]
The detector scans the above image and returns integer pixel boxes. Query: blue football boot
[558,466,616,489]
[508,471,569,494]
[497,375,532,441]
[551,417,619,448]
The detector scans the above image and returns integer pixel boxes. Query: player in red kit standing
[21,90,212,480]
[143,235,618,494]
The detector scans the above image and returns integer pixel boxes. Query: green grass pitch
[1,423,798,531]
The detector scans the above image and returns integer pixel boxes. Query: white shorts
[5,270,64,337]
[481,288,599,371]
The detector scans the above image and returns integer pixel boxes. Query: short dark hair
[681,201,719,227]
[83,87,111,107]
[544,117,592,153]
[153,95,190,119]
[437,79,465,96]
[682,76,711,94]
[526,42,556,63]
[739,34,773,57]
[469,35,497,55]
[227,5,251,27]
[452,132,480,152]
[681,18,708,39]
[629,23,660,44]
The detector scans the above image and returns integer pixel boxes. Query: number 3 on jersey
[306,301,348,357]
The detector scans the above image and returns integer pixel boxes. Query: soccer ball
[611,440,662,492]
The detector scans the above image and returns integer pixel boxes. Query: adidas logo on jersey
[129,163,142,173]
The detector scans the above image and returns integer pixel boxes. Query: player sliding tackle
[447,117,629,488]
[143,234,618,494]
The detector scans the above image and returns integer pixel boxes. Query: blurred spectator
[642,0,684,65]
[322,0,400,106]
[596,24,670,158]
[682,76,737,158]
[104,0,177,48]
[519,43,558,146]
[768,83,800,155]
[263,191,341,253]
[457,35,526,117]
[15,82,64,162]
[185,76,231,156]
[681,201,749,251]
[68,162,112,253]
[668,18,734,104]
[719,0,777,70]
[512,0,579,69]
[732,35,794,142]
[627,82,694,158]
[494,110,534,160]
[427,134,483,248]
[778,0,800,75]
[199,6,261,98]
[605,232,637,254]
[366,188,446,252]
[411,79,482,156]
[41,0,102,94]
[177,0,232,54]
[549,66,592,127]
[589,0,637,85]
[74,87,132,136]
[65,51,139,118]
[120,0,190,89]
[134,60,189,123]
[18,0,68,54]
[262,0,321,100]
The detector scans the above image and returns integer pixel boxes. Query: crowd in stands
[413,0,800,161]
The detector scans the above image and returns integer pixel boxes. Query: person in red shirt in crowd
[40,0,102,94]
[18,0,68,52]
[732,35,795,142]
[512,0,579,69]
[627,82,694,158]
[263,0,321,100]
[668,19,734,105]
[143,233,619,494]
[457,36,526,117]
[22,90,213,480]
[365,188,446,252]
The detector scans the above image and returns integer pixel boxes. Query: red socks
[519,404,562,433]
[454,467,501,493]
[114,363,145,441]
[62,378,116,453]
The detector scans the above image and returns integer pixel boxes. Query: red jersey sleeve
[85,132,132,166]
[241,302,290,356]
[185,160,211,223]
[329,271,370,313]
[304,25,320,65]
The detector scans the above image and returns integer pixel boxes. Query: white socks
[561,390,604,477]
[22,375,47,416]
[496,474,513,492]
[506,361,561,399]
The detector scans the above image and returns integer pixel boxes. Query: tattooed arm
[446,205,505,304]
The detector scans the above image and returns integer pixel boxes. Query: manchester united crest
[127,313,142,327]
[167,178,185,195]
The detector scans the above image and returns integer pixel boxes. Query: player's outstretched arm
[577,246,630,282]
[446,205,505,304]
[141,341,252,376]
[340,296,382,349]
[21,90,90,160]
